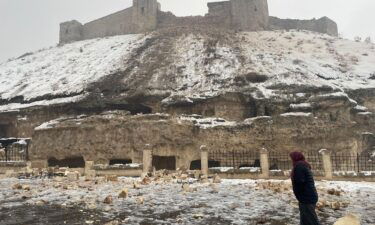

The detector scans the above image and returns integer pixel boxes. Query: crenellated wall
[59,0,337,44]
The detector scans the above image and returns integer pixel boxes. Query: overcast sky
[0,0,374,63]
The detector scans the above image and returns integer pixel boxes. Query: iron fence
[208,149,260,171]
[332,152,375,173]
[268,151,293,171]
[0,139,29,162]
[268,151,323,174]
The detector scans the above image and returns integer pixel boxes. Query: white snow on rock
[165,30,375,100]
[178,115,237,129]
[280,112,312,117]
[0,34,145,109]
[1,30,375,112]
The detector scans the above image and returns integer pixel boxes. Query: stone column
[259,148,270,178]
[200,145,209,176]
[143,144,153,173]
[84,161,94,175]
[320,149,333,179]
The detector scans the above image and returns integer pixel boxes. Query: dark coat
[291,162,319,204]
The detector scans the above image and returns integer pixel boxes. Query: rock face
[0,29,374,169]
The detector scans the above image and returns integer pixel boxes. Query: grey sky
[0,0,374,63]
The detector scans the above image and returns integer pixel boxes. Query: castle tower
[132,0,159,33]
[230,0,269,31]
[59,20,83,43]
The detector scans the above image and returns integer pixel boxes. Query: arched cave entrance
[190,160,201,170]
[109,159,132,165]
[152,156,176,171]
[48,156,85,168]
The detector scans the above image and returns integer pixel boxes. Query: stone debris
[12,183,23,190]
[327,188,342,196]
[85,170,96,180]
[316,199,349,210]
[66,171,80,181]
[106,175,118,182]
[255,181,291,193]
[136,196,144,205]
[212,174,221,183]
[104,220,120,225]
[118,188,128,198]
[23,185,31,191]
[193,214,204,219]
[333,214,360,225]
[103,195,113,204]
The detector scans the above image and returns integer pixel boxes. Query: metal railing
[208,149,261,172]
[0,139,29,162]
[331,152,375,173]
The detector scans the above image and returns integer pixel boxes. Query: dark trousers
[299,203,321,225]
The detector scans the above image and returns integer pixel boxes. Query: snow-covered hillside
[0,34,145,111]
[167,30,375,101]
[0,30,374,112]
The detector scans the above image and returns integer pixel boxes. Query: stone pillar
[143,144,153,173]
[85,161,94,174]
[200,145,209,176]
[259,148,269,178]
[320,149,333,179]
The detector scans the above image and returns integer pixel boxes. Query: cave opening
[152,156,176,170]
[48,156,85,168]
[190,160,201,170]
[108,104,152,115]
[109,159,132,165]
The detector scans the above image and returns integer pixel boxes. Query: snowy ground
[0,176,374,225]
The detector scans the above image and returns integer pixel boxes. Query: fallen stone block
[213,174,221,183]
[67,171,80,181]
[118,189,128,198]
[106,175,118,182]
[333,214,360,225]
[103,195,113,204]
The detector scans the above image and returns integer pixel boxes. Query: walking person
[290,151,321,225]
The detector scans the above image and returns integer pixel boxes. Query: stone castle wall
[269,16,338,37]
[60,0,338,44]
[60,0,159,43]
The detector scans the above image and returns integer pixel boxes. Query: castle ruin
[60,0,338,44]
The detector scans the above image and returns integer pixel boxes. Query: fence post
[143,144,153,173]
[320,149,333,179]
[200,145,209,176]
[259,148,269,178]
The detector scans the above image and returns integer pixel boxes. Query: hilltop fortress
[60,0,338,43]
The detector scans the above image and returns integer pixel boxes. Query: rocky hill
[0,29,374,164]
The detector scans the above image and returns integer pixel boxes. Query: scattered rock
[118,189,128,198]
[212,174,221,183]
[193,214,204,219]
[106,175,118,182]
[103,195,113,204]
[35,200,47,206]
[66,171,80,181]
[136,196,144,205]
[182,183,192,192]
[327,188,342,196]
[23,185,31,191]
[104,220,120,225]
[12,183,23,190]
[334,214,360,225]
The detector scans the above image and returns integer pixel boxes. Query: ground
[0,176,374,225]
